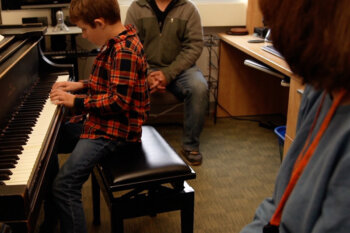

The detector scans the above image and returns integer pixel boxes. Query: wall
[1,1,247,26]
[1,2,247,106]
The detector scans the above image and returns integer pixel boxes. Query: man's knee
[186,70,208,93]
[191,76,208,103]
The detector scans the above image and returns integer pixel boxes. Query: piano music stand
[44,26,82,81]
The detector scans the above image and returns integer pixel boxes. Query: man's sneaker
[181,149,202,166]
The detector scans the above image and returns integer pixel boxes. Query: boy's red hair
[69,0,121,27]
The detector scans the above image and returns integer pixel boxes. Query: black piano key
[0,140,24,146]
[0,134,28,139]
[0,138,29,144]
[3,120,37,125]
[4,125,34,131]
[26,95,48,99]
[4,125,33,131]
[11,114,39,119]
[0,136,28,141]
[0,149,22,155]
[17,112,42,117]
[0,145,26,150]
[18,105,44,110]
[5,127,35,134]
[29,88,49,93]
[13,110,41,115]
[0,137,28,144]
[0,169,12,175]
[23,98,46,102]
[15,107,42,112]
[6,121,35,126]
[0,145,23,151]
[0,137,25,143]
[9,115,38,121]
[22,96,46,100]
[2,130,33,137]
[23,96,47,100]
[0,163,16,169]
[12,112,40,118]
[26,98,47,102]
[0,138,28,145]
[3,128,33,134]
[0,174,10,181]
[15,106,43,112]
[0,159,18,164]
[7,121,36,127]
[20,102,45,107]
[0,141,27,147]
[7,120,36,126]
[0,155,19,160]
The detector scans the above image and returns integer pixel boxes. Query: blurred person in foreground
[240,0,350,233]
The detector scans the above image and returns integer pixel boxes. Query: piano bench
[91,125,196,233]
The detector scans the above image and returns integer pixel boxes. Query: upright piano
[0,25,73,233]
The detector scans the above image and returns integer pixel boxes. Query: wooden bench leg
[181,183,195,233]
[91,173,101,225]
[111,207,124,233]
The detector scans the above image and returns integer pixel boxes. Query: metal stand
[204,34,219,123]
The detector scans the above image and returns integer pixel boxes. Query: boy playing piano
[49,0,150,232]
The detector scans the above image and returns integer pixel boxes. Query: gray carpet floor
[80,116,282,233]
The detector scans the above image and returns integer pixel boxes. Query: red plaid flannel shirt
[72,25,150,142]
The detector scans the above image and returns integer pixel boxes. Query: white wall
[1,1,247,27]
[1,1,246,101]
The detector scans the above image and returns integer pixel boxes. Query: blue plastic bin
[274,126,286,160]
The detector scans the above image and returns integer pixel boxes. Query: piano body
[0,25,73,233]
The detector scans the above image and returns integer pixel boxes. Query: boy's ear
[94,18,106,28]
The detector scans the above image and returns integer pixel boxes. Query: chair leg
[111,207,124,233]
[91,173,101,225]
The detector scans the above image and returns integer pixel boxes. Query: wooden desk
[217,33,304,155]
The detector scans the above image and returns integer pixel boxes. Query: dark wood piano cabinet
[0,25,73,233]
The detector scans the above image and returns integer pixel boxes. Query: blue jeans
[167,65,208,152]
[51,122,130,233]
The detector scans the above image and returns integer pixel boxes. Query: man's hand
[50,89,76,107]
[147,71,167,93]
[51,81,84,92]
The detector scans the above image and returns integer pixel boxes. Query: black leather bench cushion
[99,126,195,190]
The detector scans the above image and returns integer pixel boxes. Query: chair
[146,91,184,124]
[91,126,196,233]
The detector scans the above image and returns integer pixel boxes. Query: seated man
[125,0,208,166]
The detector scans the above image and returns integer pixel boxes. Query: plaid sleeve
[82,48,138,115]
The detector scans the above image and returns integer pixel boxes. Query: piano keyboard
[0,74,69,186]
